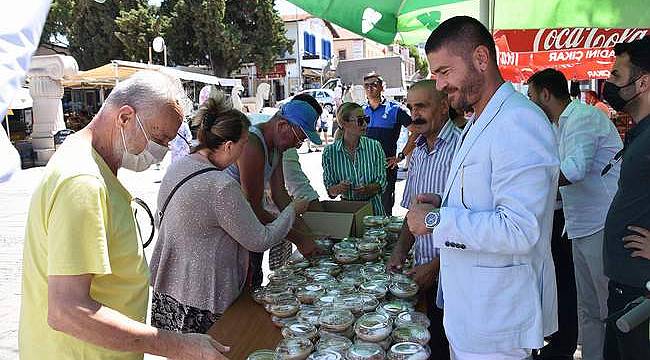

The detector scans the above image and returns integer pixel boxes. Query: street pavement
[0,144,406,359]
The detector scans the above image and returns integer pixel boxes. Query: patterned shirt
[323,136,387,215]
[401,120,461,265]
[170,122,192,163]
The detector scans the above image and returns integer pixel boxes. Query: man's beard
[452,69,484,112]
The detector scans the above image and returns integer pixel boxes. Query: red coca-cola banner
[493,28,649,82]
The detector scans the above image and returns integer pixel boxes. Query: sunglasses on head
[345,115,370,126]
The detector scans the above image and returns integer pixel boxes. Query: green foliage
[40,0,293,76]
[115,4,171,63]
[41,0,144,70]
[161,0,203,67]
[161,0,293,76]
[40,0,74,47]
[397,41,429,78]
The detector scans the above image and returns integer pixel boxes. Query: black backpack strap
[158,167,219,225]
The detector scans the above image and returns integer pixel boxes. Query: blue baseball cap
[280,100,322,145]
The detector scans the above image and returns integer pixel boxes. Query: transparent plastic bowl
[354,312,393,342]
[269,295,300,318]
[316,334,353,353]
[346,343,386,360]
[296,284,326,304]
[307,350,344,360]
[394,311,431,328]
[388,280,419,299]
[282,320,318,341]
[318,308,355,332]
[276,338,314,360]
[334,248,360,264]
[387,342,429,360]
[391,324,431,346]
[360,281,388,300]
[247,349,277,360]
[376,300,413,320]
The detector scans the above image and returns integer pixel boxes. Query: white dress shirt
[557,100,622,239]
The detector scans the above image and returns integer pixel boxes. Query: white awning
[63,60,242,88]
[112,61,242,87]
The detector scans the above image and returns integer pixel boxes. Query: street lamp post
[153,36,168,67]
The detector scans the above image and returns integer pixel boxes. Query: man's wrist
[424,208,441,229]
[154,329,183,358]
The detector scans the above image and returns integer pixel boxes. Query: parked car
[277,89,336,114]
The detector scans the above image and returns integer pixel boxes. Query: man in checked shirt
[387,80,462,360]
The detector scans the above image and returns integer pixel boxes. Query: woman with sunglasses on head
[149,92,309,335]
[323,102,387,215]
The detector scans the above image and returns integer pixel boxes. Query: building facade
[235,14,336,104]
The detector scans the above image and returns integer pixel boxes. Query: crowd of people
[9,14,650,360]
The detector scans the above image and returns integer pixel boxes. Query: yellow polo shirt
[19,136,149,360]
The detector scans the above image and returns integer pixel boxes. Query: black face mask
[603,76,643,111]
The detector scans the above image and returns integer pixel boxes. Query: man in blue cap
[226,99,323,287]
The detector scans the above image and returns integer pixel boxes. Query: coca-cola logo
[532,28,648,52]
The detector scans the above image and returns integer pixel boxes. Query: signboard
[257,63,286,79]
[494,28,649,82]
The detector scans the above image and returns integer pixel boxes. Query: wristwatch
[424,209,441,229]
[398,152,405,161]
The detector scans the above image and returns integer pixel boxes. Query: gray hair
[104,70,192,121]
[409,79,447,101]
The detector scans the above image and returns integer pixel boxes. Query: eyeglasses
[345,115,370,126]
[601,148,625,176]
[363,80,381,89]
[290,125,307,146]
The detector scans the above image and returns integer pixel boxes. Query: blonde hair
[335,102,363,139]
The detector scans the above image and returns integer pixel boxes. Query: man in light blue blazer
[407,16,560,359]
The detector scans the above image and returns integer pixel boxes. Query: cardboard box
[302,200,373,239]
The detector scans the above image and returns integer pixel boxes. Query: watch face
[425,211,440,229]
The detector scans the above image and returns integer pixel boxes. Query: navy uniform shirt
[604,114,650,289]
[364,99,412,158]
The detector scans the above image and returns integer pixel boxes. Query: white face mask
[120,115,168,172]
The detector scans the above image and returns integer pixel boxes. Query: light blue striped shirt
[401,120,461,265]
